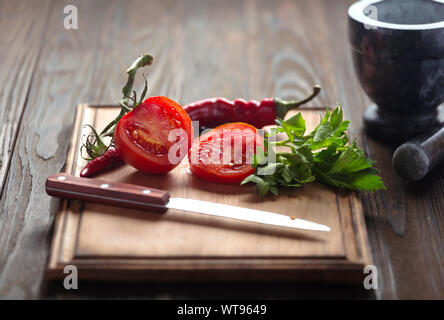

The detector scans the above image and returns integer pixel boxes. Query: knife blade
[45,173,330,232]
[167,198,330,231]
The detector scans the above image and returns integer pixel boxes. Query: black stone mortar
[348,0,444,144]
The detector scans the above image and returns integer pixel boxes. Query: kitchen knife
[45,173,330,232]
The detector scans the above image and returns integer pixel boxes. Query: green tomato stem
[122,55,153,105]
[85,55,153,159]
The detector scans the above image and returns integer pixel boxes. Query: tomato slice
[188,122,263,184]
[114,96,193,174]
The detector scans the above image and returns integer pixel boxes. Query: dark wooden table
[1,0,443,300]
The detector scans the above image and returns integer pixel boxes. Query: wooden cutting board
[46,104,372,283]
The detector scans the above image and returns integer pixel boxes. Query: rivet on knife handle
[45,173,170,212]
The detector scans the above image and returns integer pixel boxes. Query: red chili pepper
[80,147,123,177]
[184,86,320,128]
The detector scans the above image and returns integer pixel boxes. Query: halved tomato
[188,122,263,184]
[114,96,193,174]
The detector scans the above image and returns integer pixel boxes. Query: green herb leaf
[241,174,269,196]
[242,105,385,195]
[285,112,306,136]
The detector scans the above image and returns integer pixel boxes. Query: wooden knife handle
[46,173,170,212]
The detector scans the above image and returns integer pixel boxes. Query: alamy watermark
[63,265,78,290]
[363,265,378,290]
[64,5,78,30]
[166,122,276,173]
[62,263,378,290]
[363,5,378,30]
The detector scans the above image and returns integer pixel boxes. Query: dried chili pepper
[80,147,122,177]
[184,86,321,129]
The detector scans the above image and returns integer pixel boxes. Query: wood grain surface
[0,0,443,299]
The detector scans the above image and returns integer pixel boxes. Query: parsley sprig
[241,106,385,196]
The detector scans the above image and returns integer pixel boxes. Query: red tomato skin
[188,122,263,184]
[189,164,251,184]
[114,96,193,174]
